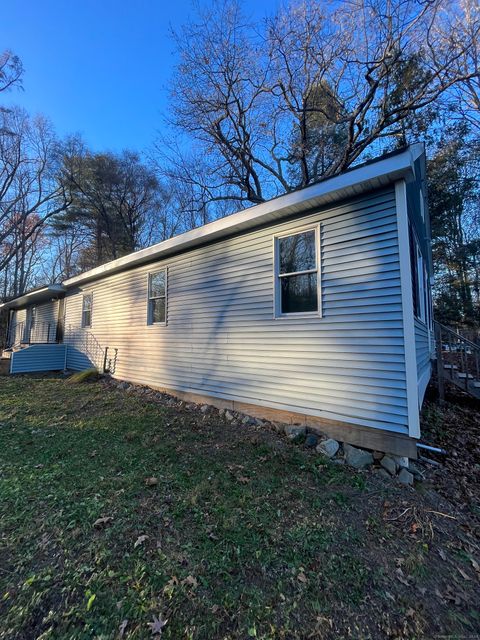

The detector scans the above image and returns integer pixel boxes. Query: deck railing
[5,321,59,348]
[434,320,480,398]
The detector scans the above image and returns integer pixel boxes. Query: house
[0,144,434,458]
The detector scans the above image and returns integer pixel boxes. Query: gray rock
[398,468,414,486]
[316,438,340,458]
[375,467,391,479]
[344,443,374,469]
[304,433,318,448]
[225,410,235,422]
[393,455,409,469]
[373,450,384,461]
[332,457,345,465]
[380,455,397,476]
[200,404,210,413]
[242,415,252,425]
[284,425,307,440]
[118,381,130,390]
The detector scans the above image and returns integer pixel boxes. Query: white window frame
[147,268,168,326]
[273,224,322,319]
[81,293,92,328]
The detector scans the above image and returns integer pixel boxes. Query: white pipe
[417,442,447,455]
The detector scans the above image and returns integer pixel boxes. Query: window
[408,223,428,322]
[148,269,167,324]
[29,306,37,330]
[275,227,320,316]
[82,294,92,328]
[408,224,420,318]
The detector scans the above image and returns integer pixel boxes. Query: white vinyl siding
[21,299,59,343]
[63,187,410,434]
[415,318,431,405]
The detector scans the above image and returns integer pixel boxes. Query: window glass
[149,271,166,298]
[281,273,318,313]
[151,298,166,324]
[408,225,420,318]
[279,230,316,274]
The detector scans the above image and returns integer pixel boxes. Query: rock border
[106,377,420,486]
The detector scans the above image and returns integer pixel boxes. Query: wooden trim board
[126,382,418,459]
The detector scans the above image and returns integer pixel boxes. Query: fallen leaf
[134,534,149,548]
[457,566,472,581]
[147,613,168,636]
[118,619,128,638]
[211,604,220,613]
[181,575,198,589]
[145,477,158,486]
[444,584,462,605]
[438,548,447,561]
[297,571,308,584]
[86,592,96,611]
[470,557,480,573]
[238,476,250,484]
[93,516,113,528]
[395,568,409,586]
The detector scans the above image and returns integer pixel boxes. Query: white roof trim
[0,284,66,311]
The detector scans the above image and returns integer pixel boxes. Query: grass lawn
[0,375,479,639]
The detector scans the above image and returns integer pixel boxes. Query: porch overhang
[0,284,66,312]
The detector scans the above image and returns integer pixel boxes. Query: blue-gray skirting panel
[11,344,67,373]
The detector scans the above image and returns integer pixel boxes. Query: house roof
[0,284,66,311]
[0,143,425,311]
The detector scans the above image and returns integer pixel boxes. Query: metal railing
[434,320,480,396]
[5,320,59,349]
[64,326,117,374]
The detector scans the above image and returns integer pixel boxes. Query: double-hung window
[408,223,427,323]
[275,226,321,317]
[148,269,167,325]
[82,294,92,328]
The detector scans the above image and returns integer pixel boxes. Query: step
[457,372,475,379]
[443,364,458,370]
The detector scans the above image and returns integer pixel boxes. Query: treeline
[1,0,479,328]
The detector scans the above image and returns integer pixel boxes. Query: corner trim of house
[395,180,420,439]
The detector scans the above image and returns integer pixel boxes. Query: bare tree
[436,0,480,131]
[0,50,23,95]
[0,107,70,296]
[163,0,480,210]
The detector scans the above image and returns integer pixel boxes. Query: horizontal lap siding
[11,344,66,373]
[33,299,59,342]
[415,318,431,404]
[9,309,27,343]
[64,187,409,434]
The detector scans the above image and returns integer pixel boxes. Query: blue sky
[1,0,277,153]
